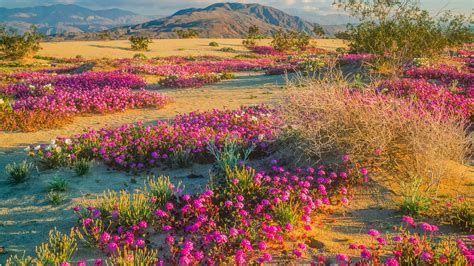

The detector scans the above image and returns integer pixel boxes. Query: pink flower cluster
[248,46,288,57]
[405,65,474,89]
[75,159,360,264]
[1,71,170,120]
[378,78,473,119]
[338,216,473,265]
[32,106,278,169]
[340,53,375,63]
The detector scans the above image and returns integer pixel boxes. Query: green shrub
[219,47,236,53]
[0,25,41,60]
[47,191,66,206]
[242,25,264,47]
[336,0,473,67]
[273,201,300,225]
[209,41,219,47]
[271,29,310,51]
[36,228,77,264]
[47,175,68,192]
[133,53,147,60]
[108,247,159,265]
[399,177,431,216]
[175,29,199,39]
[5,160,33,184]
[171,149,193,168]
[144,175,182,207]
[5,253,34,266]
[129,36,152,51]
[73,159,91,176]
[99,190,153,227]
[207,139,255,172]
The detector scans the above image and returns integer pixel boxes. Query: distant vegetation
[242,25,264,47]
[335,0,473,67]
[312,25,326,38]
[271,29,310,51]
[175,29,200,39]
[0,25,41,60]
[129,36,152,51]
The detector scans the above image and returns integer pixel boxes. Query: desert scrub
[36,228,77,264]
[219,47,236,53]
[281,76,469,188]
[98,190,153,227]
[273,201,300,226]
[208,139,255,172]
[209,41,219,47]
[5,160,33,184]
[73,159,91,176]
[5,253,34,265]
[171,149,193,168]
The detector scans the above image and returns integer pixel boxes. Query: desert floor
[39,38,346,59]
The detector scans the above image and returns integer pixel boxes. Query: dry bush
[280,75,470,191]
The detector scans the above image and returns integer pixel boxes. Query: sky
[0,0,471,18]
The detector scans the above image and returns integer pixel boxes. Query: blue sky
[0,0,471,17]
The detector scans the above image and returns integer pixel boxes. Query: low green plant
[73,159,91,176]
[144,175,182,207]
[399,177,431,216]
[133,53,147,59]
[0,25,41,60]
[219,47,236,53]
[171,149,193,168]
[209,41,219,47]
[36,228,77,264]
[48,175,68,192]
[207,139,255,172]
[222,165,256,193]
[273,201,300,225]
[271,29,310,51]
[5,252,34,266]
[108,247,159,265]
[5,160,33,184]
[48,191,66,206]
[99,190,153,227]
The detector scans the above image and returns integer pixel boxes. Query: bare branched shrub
[281,76,469,189]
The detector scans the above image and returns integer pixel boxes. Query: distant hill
[0,4,157,35]
[110,2,342,38]
[46,2,346,40]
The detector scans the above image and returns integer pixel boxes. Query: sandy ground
[38,39,346,59]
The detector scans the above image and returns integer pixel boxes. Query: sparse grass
[36,228,77,264]
[171,149,193,168]
[273,201,300,225]
[144,175,182,207]
[207,139,255,172]
[399,177,431,216]
[5,160,33,184]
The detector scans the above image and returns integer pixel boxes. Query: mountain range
[0,3,349,40]
[0,4,157,35]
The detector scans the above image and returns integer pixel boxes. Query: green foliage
[5,160,33,184]
[36,228,77,264]
[209,41,219,47]
[336,0,473,66]
[242,25,264,47]
[273,201,300,225]
[399,177,431,216]
[47,175,68,192]
[99,190,153,227]
[271,29,310,51]
[98,31,112,41]
[0,25,41,60]
[73,159,91,176]
[144,175,182,207]
[221,165,256,193]
[133,53,147,60]
[48,191,66,206]
[108,247,159,265]
[219,47,236,53]
[175,29,199,39]
[207,139,255,172]
[171,149,193,168]
[129,36,152,51]
[313,25,326,37]
[5,253,34,266]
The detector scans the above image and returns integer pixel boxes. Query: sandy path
[38,39,346,59]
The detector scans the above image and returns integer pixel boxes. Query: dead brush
[280,72,470,191]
